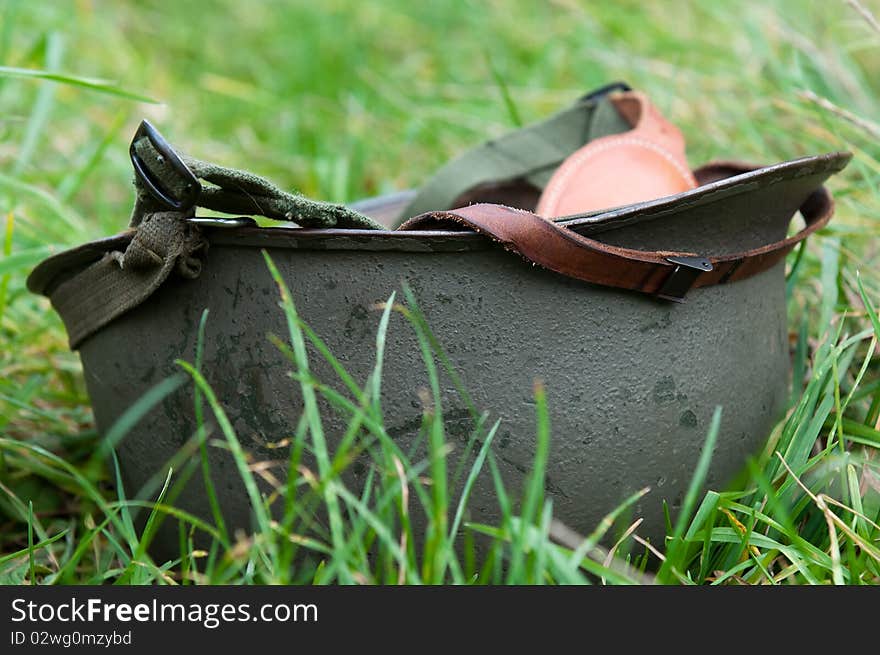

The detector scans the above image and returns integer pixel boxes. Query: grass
[1,0,879,584]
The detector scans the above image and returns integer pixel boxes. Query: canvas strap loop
[119,212,206,274]
[50,212,207,349]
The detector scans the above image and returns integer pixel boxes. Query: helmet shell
[29,154,849,556]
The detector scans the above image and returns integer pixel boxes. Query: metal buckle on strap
[129,120,201,212]
[656,255,713,303]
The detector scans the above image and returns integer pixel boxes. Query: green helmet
[28,84,850,556]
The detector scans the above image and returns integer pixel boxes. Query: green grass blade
[175,361,274,561]
[27,500,35,584]
[0,65,158,102]
[92,373,187,464]
[449,419,498,542]
[57,110,128,202]
[508,380,550,583]
[13,32,62,175]
[261,250,348,583]
[484,50,523,127]
[0,212,15,326]
[0,529,68,569]
[400,283,449,583]
[857,272,880,338]
[110,450,138,554]
[658,406,722,583]
[192,309,228,546]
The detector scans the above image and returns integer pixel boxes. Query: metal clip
[655,255,713,303]
[129,120,201,212]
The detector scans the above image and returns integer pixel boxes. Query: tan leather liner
[536,92,697,217]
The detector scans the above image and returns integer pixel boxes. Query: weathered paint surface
[78,232,788,555]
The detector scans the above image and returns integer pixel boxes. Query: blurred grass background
[7,1,880,217]
[1,0,879,584]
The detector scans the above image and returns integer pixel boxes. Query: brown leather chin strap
[398,184,834,302]
[536,91,697,217]
[400,93,841,302]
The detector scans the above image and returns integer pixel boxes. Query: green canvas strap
[54,120,386,348]
[50,212,206,348]
[399,86,632,220]
[128,125,383,230]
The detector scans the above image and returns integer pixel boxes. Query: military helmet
[28,83,850,555]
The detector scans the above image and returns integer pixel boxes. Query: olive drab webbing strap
[49,211,206,349]
[52,120,385,349]
[128,131,384,230]
[399,83,634,219]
